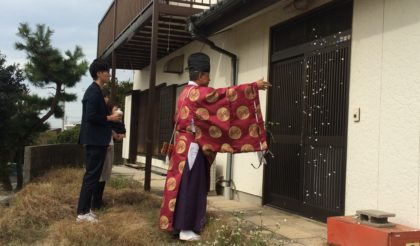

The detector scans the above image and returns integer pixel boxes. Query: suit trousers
[91,181,106,210]
[77,145,107,215]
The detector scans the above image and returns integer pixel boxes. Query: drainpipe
[189,30,237,200]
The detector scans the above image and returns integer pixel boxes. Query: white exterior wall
[122,95,132,160]
[131,0,420,227]
[133,0,332,198]
[346,0,420,228]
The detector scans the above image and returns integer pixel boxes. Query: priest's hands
[256,78,271,90]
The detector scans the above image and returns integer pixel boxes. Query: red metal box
[327,216,420,246]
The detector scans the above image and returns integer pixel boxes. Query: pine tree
[6,23,89,189]
[0,52,27,190]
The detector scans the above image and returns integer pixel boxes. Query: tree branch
[19,82,62,143]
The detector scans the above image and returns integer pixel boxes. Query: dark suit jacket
[78,82,111,146]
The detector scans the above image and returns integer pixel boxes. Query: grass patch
[0,168,283,245]
[108,174,139,190]
[0,168,171,245]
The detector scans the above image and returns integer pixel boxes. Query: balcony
[97,0,219,70]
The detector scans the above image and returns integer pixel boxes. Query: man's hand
[114,134,124,142]
[256,78,272,91]
[107,113,121,122]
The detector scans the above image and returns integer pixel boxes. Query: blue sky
[0,0,133,129]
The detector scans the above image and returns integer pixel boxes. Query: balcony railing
[97,0,218,57]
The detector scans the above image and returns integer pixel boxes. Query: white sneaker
[89,210,97,219]
[76,213,98,223]
[179,230,201,241]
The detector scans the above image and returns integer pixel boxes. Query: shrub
[56,125,80,144]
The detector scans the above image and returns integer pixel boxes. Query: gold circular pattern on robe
[221,143,234,153]
[227,88,238,102]
[169,198,176,212]
[216,107,230,122]
[179,135,187,141]
[236,106,250,120]
[244,86,256,100]
[189,88,200,102]
[180,106,190,120]
[202,144,215,156]
[241,144,254,152]
[261,141,268,150]
[166,177,177,191]
[160,215,169,230]
[176,140,187,154]
[178,161,186,174]
[205,90,219,103]
[209,125,222,138]
[194,126,202,140]
[249,123,260,138]
[196,108,210,120]
[228,126,242,140]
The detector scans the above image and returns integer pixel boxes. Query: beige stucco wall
[346,0,420,228]
[132,0,333,199]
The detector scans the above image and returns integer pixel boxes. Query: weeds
[0,168,290,245]
[199,210,287,246]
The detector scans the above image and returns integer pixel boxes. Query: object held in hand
[115,108,123,116]
[252,149,275,169]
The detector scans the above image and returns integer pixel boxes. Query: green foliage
[15,23,88,89]
[15,23,88,124]
[0,52,49,191]
[34,131,59,145]
[0,52,26,142]
[56,125,80,144]
[0,23,88,190]
[104,80,133,109]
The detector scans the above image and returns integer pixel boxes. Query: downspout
[188,25,237,200]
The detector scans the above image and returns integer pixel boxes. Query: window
[136,83,178,160]
[157,84,177,160]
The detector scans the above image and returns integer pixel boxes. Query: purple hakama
[173,149,209,233]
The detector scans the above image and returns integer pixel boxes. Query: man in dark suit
[76,59,121,223]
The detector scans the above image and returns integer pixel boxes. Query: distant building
[64,123,78,130]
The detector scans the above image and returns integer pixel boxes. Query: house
[97,0,420,228]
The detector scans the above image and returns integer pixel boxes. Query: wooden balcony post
[144,0,160,191]
[110,0,118,102]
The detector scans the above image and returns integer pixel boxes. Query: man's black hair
[89,58,110,80]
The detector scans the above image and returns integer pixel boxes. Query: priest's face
[197,72,210,87]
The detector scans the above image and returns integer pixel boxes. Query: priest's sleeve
[185,82,268,154]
